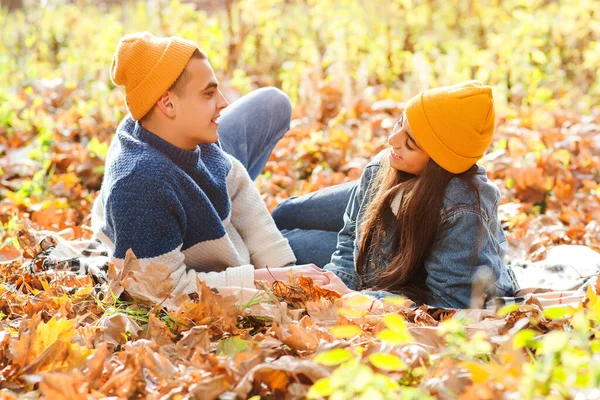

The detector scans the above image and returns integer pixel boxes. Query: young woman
[273,81,519,308]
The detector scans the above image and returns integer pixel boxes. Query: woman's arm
[323,164,380,290]
[423,209,512,309]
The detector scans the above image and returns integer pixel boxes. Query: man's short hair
[168,48,207,96]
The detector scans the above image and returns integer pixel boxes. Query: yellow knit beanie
[405,80,496,174]
[110,32,199,120]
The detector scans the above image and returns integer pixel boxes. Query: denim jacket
[323,151,519,308]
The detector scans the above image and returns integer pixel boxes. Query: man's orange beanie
[405,80,496,174]
[110,32,198,120]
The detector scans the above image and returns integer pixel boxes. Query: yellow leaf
[32,318,77,360]
[307,377,334,399]
[74,286,93,298]
[551,149,570,167]
[377,329,413,344]
[584,284,600,320]
[330,325,362,339]
[531,49,548,64]
[460,362,493,384]
[337,308,367,318]
[382,313,408,332]
[382,296,412,307]
[313,348,354,366]
[368,353,406,371]
[343,294,376,308]
[328,128,350,149]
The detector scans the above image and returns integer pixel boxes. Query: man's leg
[218,87,292,180]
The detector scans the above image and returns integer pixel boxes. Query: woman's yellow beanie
[110,32,199,120]
[405,80,496,174]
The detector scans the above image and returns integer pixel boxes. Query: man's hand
[254,264,330,286]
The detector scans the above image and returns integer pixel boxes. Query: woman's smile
[390,148,403,160]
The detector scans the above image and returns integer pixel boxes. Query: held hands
[252,265,383,311]
[254,264,353,293]
[320,271,354,295]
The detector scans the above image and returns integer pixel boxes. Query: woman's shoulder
[443,164,501,218]
[365,149,387,170]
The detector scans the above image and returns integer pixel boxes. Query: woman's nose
[388,130,402,148]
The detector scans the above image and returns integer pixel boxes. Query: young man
[92,32,331,294]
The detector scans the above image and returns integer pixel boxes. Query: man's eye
[205,91,215,97]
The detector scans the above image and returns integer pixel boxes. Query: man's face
[170,58,228,148]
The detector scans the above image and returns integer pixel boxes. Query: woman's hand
[254,264,330,286]
[320,271,354,295]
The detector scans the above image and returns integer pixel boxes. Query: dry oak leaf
[233,356,330,398]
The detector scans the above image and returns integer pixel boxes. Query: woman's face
[387,113,430,175]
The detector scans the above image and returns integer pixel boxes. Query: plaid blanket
[486,245,600,308]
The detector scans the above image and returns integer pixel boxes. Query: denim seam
[441,205,483,222]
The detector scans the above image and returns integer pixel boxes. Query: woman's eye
[205,91,215,98]
[405,138,413,150]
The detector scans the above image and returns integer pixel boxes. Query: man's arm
[102,176,255,294]
[226,155,297,269]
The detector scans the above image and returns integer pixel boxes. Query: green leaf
[313,348,354,366]
[217,336,253,357]
[506,177,515,189]
[512,329,537,349]
[368,353,407,372]
[543,307,570,320]
[497,303,519,317]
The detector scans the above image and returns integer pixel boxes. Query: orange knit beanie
[110,32,198,120]
[405,80,496,174]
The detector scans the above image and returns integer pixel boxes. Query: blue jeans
[218,87,355,267]
[218,87,292,180]
[272,182,355,267]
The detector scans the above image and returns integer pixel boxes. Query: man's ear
[155,92,177,118]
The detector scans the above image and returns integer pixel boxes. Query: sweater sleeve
[103,177,255,294]
[225,155,297,269]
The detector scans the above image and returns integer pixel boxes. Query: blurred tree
[1,0,24,11]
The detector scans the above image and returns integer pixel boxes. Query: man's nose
[217,91,229,109]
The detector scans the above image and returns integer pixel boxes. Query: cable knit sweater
[91,116,296,294]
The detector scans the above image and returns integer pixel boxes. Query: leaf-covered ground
[2,0,600,398]
[1,79,600,398]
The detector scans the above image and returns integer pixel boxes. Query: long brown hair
[356,156,481,299]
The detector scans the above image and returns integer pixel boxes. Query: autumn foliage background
[1,0,600,398]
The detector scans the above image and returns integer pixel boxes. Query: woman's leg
[273,181,358,267]
[217,87,292,180]
[272,180,356,233]
[281,229,340,268]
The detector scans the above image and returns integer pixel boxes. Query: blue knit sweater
[92,116,296,293]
